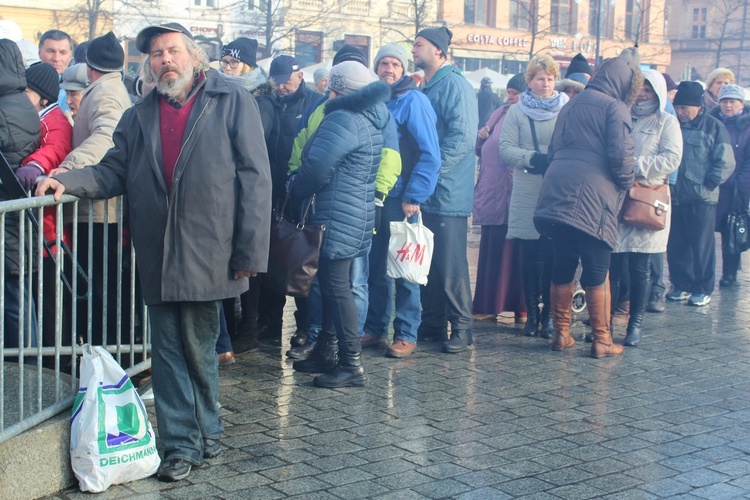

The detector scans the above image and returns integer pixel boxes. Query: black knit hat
[333,44,368,68]
[222,37,258,67]
[86,31,124,73]
[416,27,453,57]
[507,72,528,93]
[25,62,59,104]
[673,81,704,107]
[566,53,592,77]
[74,40,89,64]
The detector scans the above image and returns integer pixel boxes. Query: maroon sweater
[159,87,201,192]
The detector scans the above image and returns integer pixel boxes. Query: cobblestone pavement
[54,234,750,499]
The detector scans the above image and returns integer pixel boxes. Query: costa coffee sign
[466,33,528,47]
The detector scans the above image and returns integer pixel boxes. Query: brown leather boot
[587,276,624,359]
[550,281,576,351]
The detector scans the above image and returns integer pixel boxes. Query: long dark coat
[56,69,272,305]
[709,105,750,230]
[534,57,637,249]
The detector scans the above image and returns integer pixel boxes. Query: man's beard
[156,65,195,102]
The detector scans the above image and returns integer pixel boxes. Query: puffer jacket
[534,56,638,249]
[500,97,562,239]
[0,39,41,275]
[421,65,479,217]
[709,105,750,230]
[256,81,319,203]
[673,110,735,206]
[290,81,390,260]
[615,69,683,254]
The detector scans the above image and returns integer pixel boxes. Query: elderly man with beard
[36,22,272,482]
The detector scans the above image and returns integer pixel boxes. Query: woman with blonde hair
[500,54,569,338]
[704,67,735,112]
[218,37,266,93]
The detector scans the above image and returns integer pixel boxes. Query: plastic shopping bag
[70,345,160,492]
[386,214,434,285]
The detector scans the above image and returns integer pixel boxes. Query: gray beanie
[328,61,373,96]
[374,43,409,72]
[313,67,329,85]
[719,84,745,102]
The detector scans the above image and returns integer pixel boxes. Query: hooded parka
[614,70,683,253]
[55,69,272,305]
[534,56,639,250]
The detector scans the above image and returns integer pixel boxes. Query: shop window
[295,31,322,67]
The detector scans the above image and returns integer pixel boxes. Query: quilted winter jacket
[534,57,638,249]
[290,81,390,260]
[420,65,479,217]
[55,69,273,305]
[673,110,735,206]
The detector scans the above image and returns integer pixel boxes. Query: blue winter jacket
[420,65,479,216]
[387,76,441,205]
[291,81,390,260]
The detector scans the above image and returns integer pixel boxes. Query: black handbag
[259,194,325,298]
[722,186,750,256]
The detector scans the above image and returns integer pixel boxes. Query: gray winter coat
[55,69,272,305]
[615,69,683,254]
[500,101,560,240]
[534,57,638,249]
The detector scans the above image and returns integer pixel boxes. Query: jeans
[649,252,666,296]
[149,300,223,465]
[365,198,421,343]
[318,258,360,356]
[215,304,232,354]
[420,214,473,333]
[5,276,38,365]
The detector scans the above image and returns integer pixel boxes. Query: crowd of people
[1,20,748,482]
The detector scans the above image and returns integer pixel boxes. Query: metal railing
[0,193,151,443]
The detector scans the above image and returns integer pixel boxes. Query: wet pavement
[53,234,750,499]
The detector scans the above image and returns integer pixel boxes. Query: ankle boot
[232,319,259,354]
[587,276,623,358]
[624,277,649,347]
[293,335,338,373]
[443,329,473,353]
[550,281,575,351]
[540,306,554,339]
[521,257,542,336]
[314,351,366,388]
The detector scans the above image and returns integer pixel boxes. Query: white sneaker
[688,293,711,306]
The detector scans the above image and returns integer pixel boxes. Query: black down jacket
[534,57,638,249]
[0,39,41,275]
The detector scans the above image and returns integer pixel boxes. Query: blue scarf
[518,89,568,121]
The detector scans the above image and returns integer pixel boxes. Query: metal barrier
[0,193,151,443]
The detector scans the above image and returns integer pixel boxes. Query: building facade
[666,0,750,85]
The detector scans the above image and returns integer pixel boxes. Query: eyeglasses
[220,58,240,69]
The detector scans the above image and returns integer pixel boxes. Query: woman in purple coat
[710,84,750,287]
[472,74,527,321]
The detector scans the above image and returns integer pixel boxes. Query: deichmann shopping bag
[386,214,434,285]
[70,345,160,492]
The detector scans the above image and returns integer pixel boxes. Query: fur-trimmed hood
[555,78,585,95]
[587,57,643,107]
[325,80,390,130]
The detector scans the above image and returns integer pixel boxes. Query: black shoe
[585,332,594,343]
[720,275,737,287]
[287,340,316,360]
[290,329,308,347]
[314,352,366,388]
[443,330,473,353]
[646,294,666,313]
[417,325,446,342]
[257,324,282,344]
[540,307,554,339]
[203,438,222,458]
[233,320,259,354]
[293,338,337,373]
[157,458,192,482]
[623,327,641,346]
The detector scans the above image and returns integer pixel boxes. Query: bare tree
[510,0,550,59]
[382,0,436,43]
[709,0,747,69]
[53,0,164,41]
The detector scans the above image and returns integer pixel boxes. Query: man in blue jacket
[361,43,440,358]
[412,27,479,353]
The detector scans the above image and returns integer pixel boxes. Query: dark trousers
[318,258,359,356]
[610,252,650,312]
[549,224,611,287]
[258,282,307,332]
[667,204,717,295]
[420,214,473,333]
[721,244,742,279]
[520,237,553,307]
